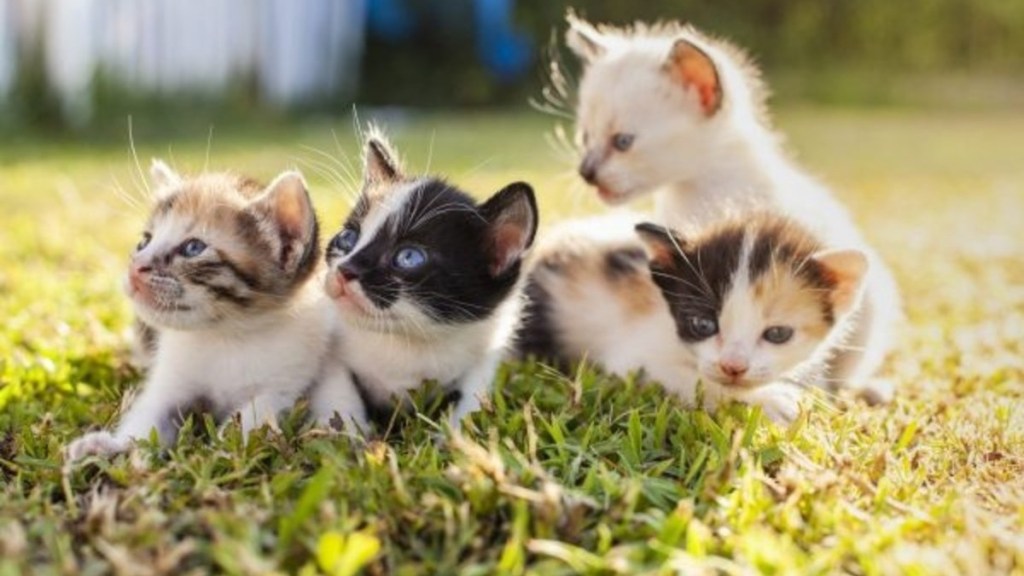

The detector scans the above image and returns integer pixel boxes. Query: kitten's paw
[856,377,895,406]
[65,432,131,462]
[740,384,803,425]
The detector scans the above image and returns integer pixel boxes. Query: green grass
[1,106,1023,574]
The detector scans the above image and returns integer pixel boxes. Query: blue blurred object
[367,0,415,41]
[474,0,532,83]
[366,0,531,83]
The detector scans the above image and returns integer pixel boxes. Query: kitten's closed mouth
[595,184,638,206]
[716,375,766,390]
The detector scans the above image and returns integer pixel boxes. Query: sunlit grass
[0,106,1022,573]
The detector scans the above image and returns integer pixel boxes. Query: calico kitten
[320,130,538,429]
[520,214,868,423]
[559,14,901,397]
[66,162,359,460]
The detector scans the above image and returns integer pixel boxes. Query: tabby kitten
[320,130,538,429]
[66,162,358,460]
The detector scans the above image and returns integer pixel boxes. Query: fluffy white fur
[564,15,901,397]
[326,289,522,428]
[67,287,347,461]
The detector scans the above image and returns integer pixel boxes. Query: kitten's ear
[812,249,869,316]
[480,182,538,277]
[635,222,684,269]
[363,130,403,184]
[664,38,722,116]
[565,11,609,62]
[258,171,318,270]
[149,159,182,196]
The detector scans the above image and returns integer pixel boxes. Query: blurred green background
[362,0,1024,107]
[4,0,1023,138]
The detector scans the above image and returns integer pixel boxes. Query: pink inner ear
[668,42,721,116]
[276,193,310,241]
[490,223,526,276]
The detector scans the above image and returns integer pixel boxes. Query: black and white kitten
[320,130,538,429]
[66,162,359,460]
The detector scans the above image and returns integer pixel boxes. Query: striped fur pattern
[519,213,868,423]
[321,129,538,428]
[66,162,362,461]
[127,168,320,329]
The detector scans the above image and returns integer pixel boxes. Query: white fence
[0,0,367,118]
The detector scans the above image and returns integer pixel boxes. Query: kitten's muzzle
[337,264,361,283]
[578,155,600,184]
[326,263,364,302]
[718,359,750,382]
[128,263,153,293]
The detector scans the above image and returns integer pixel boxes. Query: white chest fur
[155,294,334,409]
[338,310,509,406]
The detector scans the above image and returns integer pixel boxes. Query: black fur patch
[350,371,462,429]
[647,225,739,342]
[513,279,568,367]
[167,394,224,434]
[350,372,401,425]
[643,217,837,343]
[327,178,532,324]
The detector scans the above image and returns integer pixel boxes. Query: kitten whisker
[331,129,361,183]
[424,130,437,176]
[126,116,152,200]
[295,154,360,205]
[109,178,147,214]
[204,125,215,173]
[301,144,362,189]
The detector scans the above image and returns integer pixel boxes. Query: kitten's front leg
[66,374,183,461]
[448,352,501,430]
[234,392,293,438]
[308,357,368,435]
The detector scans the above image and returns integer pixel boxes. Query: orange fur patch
[752,262,831,341]
[667,40,722,115]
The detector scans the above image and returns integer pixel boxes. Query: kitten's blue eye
[687,316,718,339]
[178,238,207,258]
[393,246,427,270]
[136,232,152,252]
[333,228,359,254]
[763,326,794,344]
[611,133,635,152]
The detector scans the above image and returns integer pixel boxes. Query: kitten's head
[325,132,538,335]
[564,13,764,204]
[126,161,320,330]
[636,216,867,390]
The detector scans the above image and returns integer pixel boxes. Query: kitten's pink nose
[337,264,360,283]
[719,360,749,379]
[129,263,152,291]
